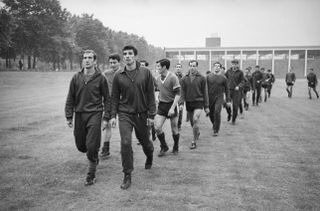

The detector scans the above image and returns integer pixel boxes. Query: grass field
[0,71,320,211]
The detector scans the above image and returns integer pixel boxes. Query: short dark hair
[189,60,198,67]
[108,53,121,62]
[255,65,260,68]
[310,68,314,71]
[156,59,170,70]
[83,49,97,60]
[213,62,222,68]
[122,45,138,56]
[175,63,182,67]
[140,60,149,67]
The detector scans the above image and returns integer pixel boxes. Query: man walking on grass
[154,59,181,156]
[100,53,121,159]
[110,45,156,190]
[179,60,209,149]
[65,50,111,186]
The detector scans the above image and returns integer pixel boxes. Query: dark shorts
[308,82,316,88]
[157,101,178,118]
[286,82,294,86]
[186,101,204,112]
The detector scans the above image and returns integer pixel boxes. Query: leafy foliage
[0,0,164,70]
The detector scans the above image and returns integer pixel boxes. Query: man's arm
[101,76,111,121]
[65,75,76,122]
[146,70,156,119]
[111,73,120,119]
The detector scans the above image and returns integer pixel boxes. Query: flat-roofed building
[165,45,320,78]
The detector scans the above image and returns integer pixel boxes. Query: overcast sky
[60,0,320,48]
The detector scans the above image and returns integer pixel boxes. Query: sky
[59,0,320,48]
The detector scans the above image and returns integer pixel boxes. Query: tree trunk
[32,56,36,69]
[28,56,31,69]
[57,56,60,70]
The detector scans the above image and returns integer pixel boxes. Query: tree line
[0,0,165,71]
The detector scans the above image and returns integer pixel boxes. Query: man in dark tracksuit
[243,68,252,110]
[307,68,319,99]
[285,69,296,98]
[65,50,111,186]
[179,60,209,149]
[225,59,244,124]
[175,63,184,131]
[110,45,156,190]
[251,65,263,106]
[207,62,230,136]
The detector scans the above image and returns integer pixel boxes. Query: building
[165,44,320,78]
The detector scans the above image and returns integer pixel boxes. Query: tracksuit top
[285,72,296,83]
[179,70,209,109]
[206,73,230,102]
[307,72,317,85]
[252,70,263,88]
[111,62,156,119]
[65,68,111,121]
[225,67,245,90]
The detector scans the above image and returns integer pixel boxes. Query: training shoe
[145,155,153,169]
[120,173,131,190]
[189,142,197,150]
[212,131,219,136]
[100,151,110,159]
[158,146,169,157]
[85,174,96,186]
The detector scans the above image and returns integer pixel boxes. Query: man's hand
[110,118,117,128]
[102,120,109,131]
[147,118,154,126]
[235,86,239,91]
[226,102,232,107]
[168,108,175,117]
[204,108,210,116]
[179,105,183,111]
[67,120,73,128]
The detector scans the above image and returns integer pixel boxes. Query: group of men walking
[65,46,318,190]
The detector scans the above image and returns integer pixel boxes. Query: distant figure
[243,67,252,110]
[261,68,271,102]
[65,50,111,186]
[251,65,263,106]
[285,68,296,98]
[306,68,319,99]
[175,63,185,131]
[19,60,23,71]
[266,69,275,98]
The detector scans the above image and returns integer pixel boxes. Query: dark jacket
[65,68,111,121]
[111,62,156,119]
[207,73,230,102]
[285,72,296,83]
[252,70,263,89]
[307,72,317,86]
[179,70,209,109]
[225,67,244,90]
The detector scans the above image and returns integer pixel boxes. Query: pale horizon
[60,0,320,48]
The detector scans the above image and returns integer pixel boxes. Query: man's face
[109,58,120,71]
[231,63,238,70]
[213,64,221,74]
[255,67,260,72]
[83,52,95,69]
[123,49,135,65]
[189,62,197,73]
[156,63,165,75]
[175,65,182,72]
